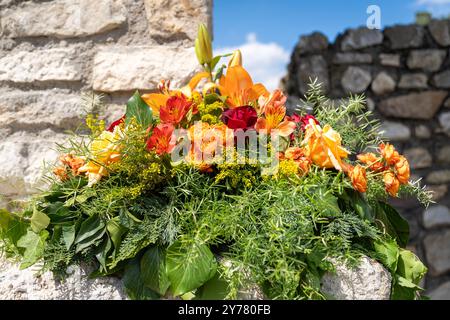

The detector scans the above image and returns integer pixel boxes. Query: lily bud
[195,23,213,65]
[228,50,242,67]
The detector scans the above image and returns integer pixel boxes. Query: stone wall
[0,0,212,204]
[283,20,450,299]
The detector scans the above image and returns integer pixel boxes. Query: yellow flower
[302,120,350,171]
[78,127,124,186]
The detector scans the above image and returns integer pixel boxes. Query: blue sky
[213,0,450,89]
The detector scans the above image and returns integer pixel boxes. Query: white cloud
[215,33,290,91]
[415,0,450,16]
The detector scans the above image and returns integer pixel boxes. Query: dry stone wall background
[283,20,450,299]
[0,0,212,203]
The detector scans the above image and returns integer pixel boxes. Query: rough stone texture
[378,91,447,120]
[398,73,428,89]
[428,281,450,300]
[371,72,396,96]
[445,98,450,109]
[333,53,372,65]
[321,256,391,300]
[297,55,329,95]
[429,19,450,47]
[0,48,81,83]
[385,25,424,49]
[439,112,450,136]
[415,125,432,139]
[424,230,450,276]
[406,50,446,72]
[340,28,383,51]
[0,0,127,39]
[404,148,432,169]
[0,257,126,300]
[341,66,371,94]
[433,70,450,89]
[379,54,401,67]
[92,46,199,92]
[427,170,450,184]
[423,205,450,229]
[437,146,450,164]
[144,0,212,43]
[380,121,411,141]
[427,185,448,202]
[297,32,328,54]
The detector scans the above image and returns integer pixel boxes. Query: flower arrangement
[0,24,433,300]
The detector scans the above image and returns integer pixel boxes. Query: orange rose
[296,157,312,175]
[395,155,410,185]
[348,165,368,193]
[383,171,400,197]
[357,152,386,172]
[379,143,401,165]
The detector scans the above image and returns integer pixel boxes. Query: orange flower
[284,147,306,161]
[302,119,350,171]
[383,171,400,197]
[255,103,296,137]
[218,65,268,107]
[53,166,69,181]
[258,89,287,115]
[283,147,311,175]
[379,143,401,165]
[59,154,85,175]
[357,152,386,172]
[395,155,410,184]
[348,165,368,193]
[146,123,176,155]
[159,95,192,125]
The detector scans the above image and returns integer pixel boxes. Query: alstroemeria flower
[78,127,124,186]
[159,95,192,125]
[107,115,125,132]
[255,103,296,137]
[301,119,350,171]
[146,123,176,155]
[221,106,258,130]
[258,89,287,115]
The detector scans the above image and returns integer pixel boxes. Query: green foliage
[125,91,153,129]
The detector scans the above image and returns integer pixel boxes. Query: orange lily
[255,102,296,137]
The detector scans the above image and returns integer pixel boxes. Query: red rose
[107,115,125,132]
[287,113,319,131]
[221,106,258,130]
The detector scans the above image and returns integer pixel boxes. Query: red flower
[159,95,192,125]
[107,115,125,132]
[287,113,320,131]
[221,106,258,130]
[146,123,176,155]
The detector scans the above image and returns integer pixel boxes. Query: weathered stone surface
[406,50,446,72]
[0,49,81,83]
[340,28,383,51]
[379,53,401,67]
[398,73,428,89]
[144,0,211,43]
[439,112,450,136]
[433,70,450,89]
[385,25,424,49]
[92,46,199,92]
[378,91,447,120]
[321,256,391,300]
[296,55,329,95]
[423,205,450,229]
[0,89,83,131]
[437,145,450,163]
[380,121,411,141]
[0,257,126,300]
[428,281,450,300]
[366,97,375,112]
[341,67,371,94]
[333,53,372,65]
[424,230,450,276]
[404,148,432,169]
[445,98,450,109]
[415,125,431,139]
[0,0,127,39]
[371,72,396,96]
[427,170,450,184]
[427,185,448,202]
[297,32,328,54]
[429,19,450,47]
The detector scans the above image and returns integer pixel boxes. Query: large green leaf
[123,257,160,300]
[140,246,171,296]
[166,240,217,297]
[44,202,77,223]
[106,217,126,251]
[95,236,112,272]
[319,193,341,218]
[0,210,27,247]
[375,202,409,247]
[125,91,153,129]
[17,229,49,269]
[397,249,427,286]
[62,224,76,250]
[374,239,400,273]
[74,215,106,253]
[30,208,50,233]
[195,272,230,300]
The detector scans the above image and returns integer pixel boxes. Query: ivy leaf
[375,202,409,247]
[107,217,126,251]
[125,91,153,129]
[95,236,113,272]
[140,246,171,296]
[30,208,50,233]
[166,240,217,297]
[0,210,27,247]
[123,256,160,300]
[397,249,427,286]
[17,229,49,269]
[195,272,229,300]
[62,224,76,250]
[374,239,400,273]
[74,215,106,253]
